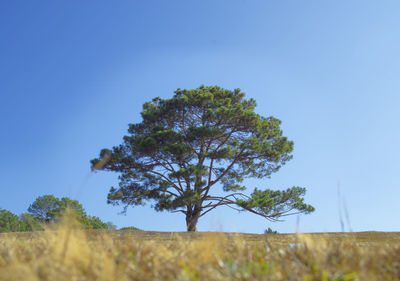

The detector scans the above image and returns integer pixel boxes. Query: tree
[27,195,110,229]
[53,197,89,225]
[85,216,108,229]
[264,227,278,234]
[0,208,43,233]
[91,85,314,232]
[0,208,20,232]
[106,221,117,230]
[28,195,60,223]
[19,213,43,232]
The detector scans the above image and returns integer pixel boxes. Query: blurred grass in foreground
[1,214,400,281]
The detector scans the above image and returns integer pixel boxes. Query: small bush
[264,227,278,234]
[119,226,141,231]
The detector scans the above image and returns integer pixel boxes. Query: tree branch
[149,170,184,196]
[161,158,185,194]
[208,147,246,188]
[201,193,297,222]
[170,209,187,215]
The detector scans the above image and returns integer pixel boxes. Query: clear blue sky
[1,1,400,234]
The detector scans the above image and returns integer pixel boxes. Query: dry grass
[1,216,400,281]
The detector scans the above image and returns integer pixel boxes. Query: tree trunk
[186,207,201,232]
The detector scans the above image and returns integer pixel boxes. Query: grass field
[1,219,400,280]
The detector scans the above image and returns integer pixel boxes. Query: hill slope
[3,230,400,247]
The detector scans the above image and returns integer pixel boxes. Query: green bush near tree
[0,195,120,233]
[119,226,141,231]
[264,227,278,234]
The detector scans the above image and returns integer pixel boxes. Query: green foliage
[0,208,20,232]
[264,227,278,234]
[106,221,117,230]
[19,213,43,232]
[236,187,314,222]
[0,209,43,233]
[1,196,115,233]
[28,195,60,223]
[84,216,108,229]
[92,85,314,231]
[119,226,141,231]
[27,195,110,229]
[55,197,88,221]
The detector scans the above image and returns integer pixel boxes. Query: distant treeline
[0,195,139,233]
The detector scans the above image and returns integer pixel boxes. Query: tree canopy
[92,85,314,231]
[0,195,123,233]
[0,208,20,232]
[27,195,109,229]
[28,194,59,223]
[0,209,42,233]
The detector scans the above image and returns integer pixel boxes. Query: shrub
[264,227,278,234]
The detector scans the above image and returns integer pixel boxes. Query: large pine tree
[91,85,314,231]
